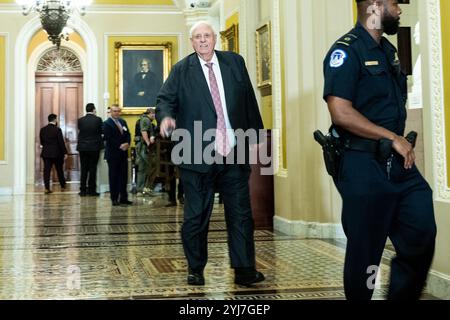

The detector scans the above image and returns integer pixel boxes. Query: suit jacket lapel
[108,117,122,135]
[216,52,234,117]
[189,54,216,114]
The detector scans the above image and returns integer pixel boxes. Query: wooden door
[35,72,83,184]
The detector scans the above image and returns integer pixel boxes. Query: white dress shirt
[198,53,236,149]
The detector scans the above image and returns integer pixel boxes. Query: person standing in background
[77,103,104,197]
[103,104,133,206]
[40,113,67,194]
[134,107,156,195]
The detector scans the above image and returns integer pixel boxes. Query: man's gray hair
[189,20,217,39]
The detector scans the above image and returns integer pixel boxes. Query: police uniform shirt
[140,116,152,134]
[323,22,407,136]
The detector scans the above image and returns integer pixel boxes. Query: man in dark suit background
[77,103,103,197]
[156,21,265,286]
[103,104,132,206]
[39,113,67,194]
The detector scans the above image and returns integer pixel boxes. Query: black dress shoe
[187,268,205,286]
[177,197,185,205]
[88,192,100,197]
[112,200,120,206]
[120,200,133,205]
[234,270,265,286]
[79,191,87,197]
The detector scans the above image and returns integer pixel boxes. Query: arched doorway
[34,48,84,185]
[14,16,98,195]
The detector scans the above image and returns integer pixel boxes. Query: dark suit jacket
[156,51,264,173]
[103,117,131,161]
[77,113,104,152]
[39,124,68,159]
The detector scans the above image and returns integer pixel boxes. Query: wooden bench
[154,138,178,191]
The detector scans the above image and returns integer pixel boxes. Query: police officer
[323,0,436,300]
[135,107,156,194]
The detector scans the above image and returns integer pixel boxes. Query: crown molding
[0,4,182,14]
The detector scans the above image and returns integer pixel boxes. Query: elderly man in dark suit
[77,103,103,197]
[156,21,265,286]
[39,113,68,194]
[103,104,132,206]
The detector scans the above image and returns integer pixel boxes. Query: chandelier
[16,0,92,48]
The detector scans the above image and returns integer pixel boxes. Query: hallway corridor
[0,190,434,300]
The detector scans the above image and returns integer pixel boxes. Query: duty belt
[344,137,378,153]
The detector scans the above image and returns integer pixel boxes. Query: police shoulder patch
[329,49,347,68]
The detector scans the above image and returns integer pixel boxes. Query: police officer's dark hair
[143,107,155,115]
[86,103,95,113]
[355,0,374,5]
[356,0,383,4]
[356,0,383,18]
[48,114,57,122]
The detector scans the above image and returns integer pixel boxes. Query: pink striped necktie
[205,62,231,157]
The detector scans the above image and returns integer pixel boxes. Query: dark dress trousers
[103,117,131,203]
[156,51,264,272]
[77,113,104,194]
[39,123,68,190]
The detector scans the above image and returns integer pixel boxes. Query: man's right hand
[160,117,176,138]
[392,135,415,170]
[119,143,130,151]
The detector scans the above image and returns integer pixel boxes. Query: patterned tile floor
[0,187,435,300]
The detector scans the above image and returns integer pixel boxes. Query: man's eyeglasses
[193,33,213,40]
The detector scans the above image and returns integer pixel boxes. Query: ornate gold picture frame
[255,22,272,89]
[115,42,172,115]
[220,24,239,53]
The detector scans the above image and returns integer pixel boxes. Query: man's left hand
[392,135,415,169]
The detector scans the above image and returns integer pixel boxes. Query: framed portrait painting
[220,24,239,53]
[255,22,272,89]
[115,42,172,115]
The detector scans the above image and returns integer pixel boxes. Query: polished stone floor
[0,185,435,300]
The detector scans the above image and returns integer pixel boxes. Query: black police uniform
[323,22,436,300]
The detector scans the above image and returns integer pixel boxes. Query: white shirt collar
[197,52,218,67]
